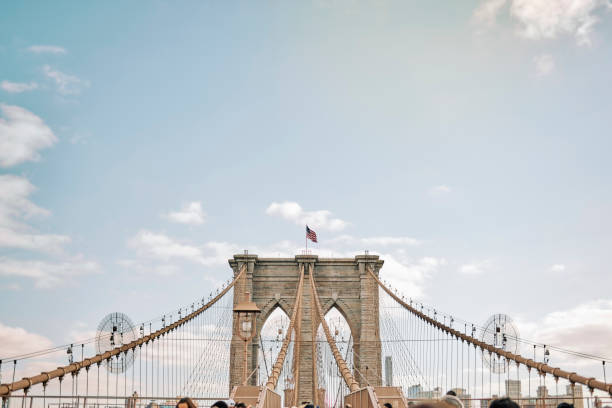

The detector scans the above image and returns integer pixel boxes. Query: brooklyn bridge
[1,254,611,408]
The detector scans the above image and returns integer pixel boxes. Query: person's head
[212,401,228,408]
[441,395,464,408]
[176,398,197,408]
[384,403,393,408]
[557,403,574,408]
[489,398,520,408]
[446,391,457,397]
[236,403,247,408]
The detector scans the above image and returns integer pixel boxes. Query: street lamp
[233,292,261,385]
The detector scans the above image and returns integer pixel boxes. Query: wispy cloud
[0,256,100,289]
[535,54,556,76]
[550,263,566,272]
[519,300,612,361]
[1,80,38,93]
[473,0,507,28]
[0,321,54,359]
[0,174,70,254]
[428,185,452,195]
[42,65,89,95]
[27,45,67,54]
[473,0,611,46]
[380,256,447,299]
[266,201,348,231]
[459,260,492,275]
[127,230,239,267]
[128,230,204,263]
[165,202,206,225]
[0,104,57,168]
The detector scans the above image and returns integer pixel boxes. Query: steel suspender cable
[116,355,119,401]
[145,335,148,399]
[97,362,100,406]
[467,332,470,398]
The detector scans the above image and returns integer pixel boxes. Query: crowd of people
[173,392,579,408]
[405,390,579,408]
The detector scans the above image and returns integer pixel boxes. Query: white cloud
[266,201,348,231]
[428,185,452,195]
[473,0,507,27]
[0,321,54,359]
[550,263,566,272]
[203,241,241,265]
[380,255,447,299]
[0,256,100,289]
[1,80,38,93]
[43,65,89,95]
[459,260,492,275]
[535,54,556,76]
[27,45,67,54]
[66,322,98,345]
[473,0,611,46]
[518,300,612,363]
[0,174,70,253]
[128,230,204,263]
[127,230,238,266]
[166,202,206,225]
[0,176,99,289]
[0,104,57,167]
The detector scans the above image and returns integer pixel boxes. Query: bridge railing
[345,387,380,408]
[0,265,246,399]
[367,266,612,397]
[229,386,281,408]
[0,395,228,408]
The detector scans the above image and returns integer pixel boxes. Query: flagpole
[305,226,308,254]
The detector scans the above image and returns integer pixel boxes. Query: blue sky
[1,0,611,367]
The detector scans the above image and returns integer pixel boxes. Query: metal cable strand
[308,264,359,392]
[0,264,247,397]
[367,265,612,396]
[265,264,305,391]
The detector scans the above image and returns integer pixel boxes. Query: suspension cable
[309,264,359,392]
[367,265,612,396]
[265,264,305,390]
[0,264,246,397]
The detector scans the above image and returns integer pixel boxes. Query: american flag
[306,225,318,243]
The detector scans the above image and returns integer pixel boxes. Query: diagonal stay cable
[309,264,359,392]
[367,265,612,397]
[265,264,305,391]
[0,264,247,397]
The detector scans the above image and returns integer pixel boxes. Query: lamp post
[233,292,261,385]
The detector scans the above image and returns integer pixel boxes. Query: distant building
[506,380,521,400]
[385,356,393,386]
[406,384,441,400]
[533,384,584,408]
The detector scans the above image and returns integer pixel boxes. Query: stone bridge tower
[228,254,384,403]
